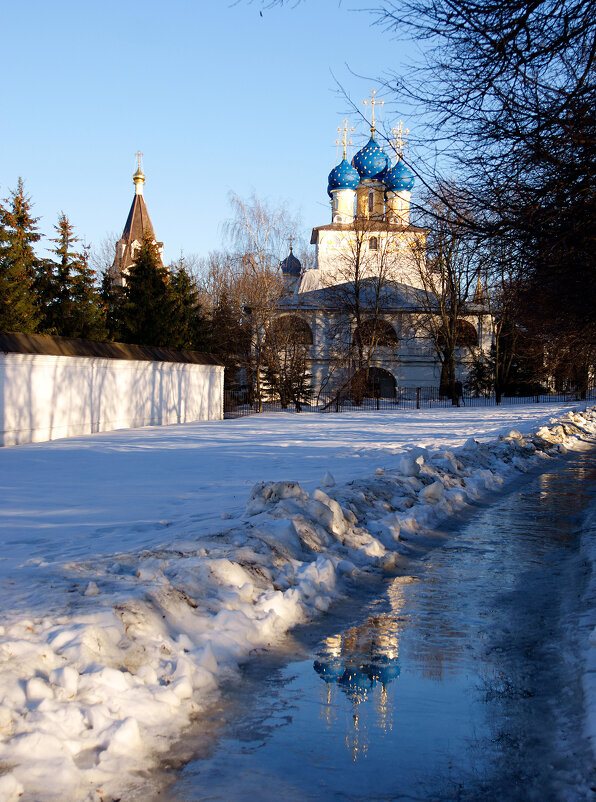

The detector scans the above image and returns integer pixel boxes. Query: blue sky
[2,1,421,266]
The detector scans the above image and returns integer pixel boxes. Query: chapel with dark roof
[110,152,163,287]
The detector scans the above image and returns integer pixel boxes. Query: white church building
[276,111,492,400]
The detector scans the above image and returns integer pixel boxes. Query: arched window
[353,319,398,347]
[368,191,374,213]
[268,315,314,346]
[369,236,378,251]
[455,319,478,346]
[438,319,478,348]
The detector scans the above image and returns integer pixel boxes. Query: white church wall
[0,353,224,447]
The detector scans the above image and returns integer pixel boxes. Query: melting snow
[0,404,594,800]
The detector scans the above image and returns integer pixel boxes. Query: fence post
[536,394,540,403]
[416,387,421,410]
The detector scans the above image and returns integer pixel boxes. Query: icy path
[172,449,596,801]
[0,405,595,800]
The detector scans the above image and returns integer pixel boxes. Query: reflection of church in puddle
[278,95,491,398]
[314,613,401,761]
[312,573,467,761]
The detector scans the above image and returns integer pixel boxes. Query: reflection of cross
[391,121,409,159]
[135,150,144,172]
[363,89,384,134]
[335,119,354,159]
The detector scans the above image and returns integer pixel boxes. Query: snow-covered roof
[278,277,435,311]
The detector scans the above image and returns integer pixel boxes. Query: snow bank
[0,407,595,801]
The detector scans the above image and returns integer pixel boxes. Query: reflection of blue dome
[328,158,360,193]
[280,249,301,275]
[352,137,389,180]
[385,159,415,192]
[314,658,344,683]
[314,650,400,701]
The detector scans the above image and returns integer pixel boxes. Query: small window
[368,191,374,213]
[369,236,378,250]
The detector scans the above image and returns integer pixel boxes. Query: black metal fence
[224,386,596,419]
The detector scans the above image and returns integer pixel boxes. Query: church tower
[308,97,426,291]
[111,153,164,286]
[328,120,359,225]
[384,122,414,225]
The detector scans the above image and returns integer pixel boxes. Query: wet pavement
[168,450,596,801]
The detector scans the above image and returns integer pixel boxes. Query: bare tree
[90,232,119,280]
[410,190,481,405]
[375,0,596,383]
[222,193,300,408]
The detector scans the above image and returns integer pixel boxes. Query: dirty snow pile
[0,407,595,801]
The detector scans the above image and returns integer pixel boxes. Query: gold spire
[363,89,384,136]
[133,151,145,195]
[336,119,354,159]
[391,121,410,160]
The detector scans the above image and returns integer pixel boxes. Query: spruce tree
[168,264,209,350]
[100,269,124,342]
[208,288,250,383]
[0,178,40,333]
[45,214,105,339]
[121,231,170,347]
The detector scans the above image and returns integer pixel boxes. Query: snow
[0,403,595,801]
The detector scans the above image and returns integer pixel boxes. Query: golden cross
[335,119,354,159]
[391,121,410,159]
[135,150,144,172]
[289,234,294,252]
[363,89,384,134]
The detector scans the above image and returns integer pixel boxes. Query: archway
[351,367,397,400]
[268,315,313,346]
[353,319,398,348]
[455,319,478,347]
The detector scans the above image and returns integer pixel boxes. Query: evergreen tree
[0,178,40,332]
[121,231,171,346]
[52,212,105,339]
[100,269,124,341]
[39,214,105,340]
[36,213,77,334]
[67,243,105,340]
[208,287,250,384]
[168,263,209,350]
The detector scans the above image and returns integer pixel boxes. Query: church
[276,101,492,400]
[109,126,491,403]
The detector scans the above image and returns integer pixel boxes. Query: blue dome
[385,159,415,192]
[327,158,360,193]
[280,250,301,275]
[352,137,389,180]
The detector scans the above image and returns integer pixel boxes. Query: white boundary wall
[0,353,224,446]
